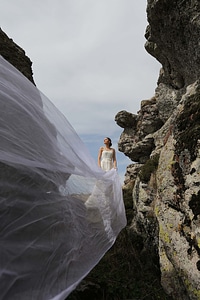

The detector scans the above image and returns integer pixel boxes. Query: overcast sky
[0,0,161,181]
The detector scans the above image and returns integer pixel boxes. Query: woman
[98,137,117,171]
[0,56,127,300]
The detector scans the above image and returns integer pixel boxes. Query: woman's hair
[106,137,112,147]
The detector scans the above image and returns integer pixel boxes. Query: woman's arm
[112,148,117,169]
[98,147,103,167]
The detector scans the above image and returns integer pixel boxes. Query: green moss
[155,205,160,217]
[139,154,160,183]
[159,224,171,244]
[184,277,200,299]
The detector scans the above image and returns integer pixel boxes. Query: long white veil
[0,56,126,300]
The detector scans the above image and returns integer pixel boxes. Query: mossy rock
[175,92,200,161]
[139,154,160,183]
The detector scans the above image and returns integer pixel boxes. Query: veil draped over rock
[0,56,126,300]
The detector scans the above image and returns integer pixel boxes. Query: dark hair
[106,137,112,147]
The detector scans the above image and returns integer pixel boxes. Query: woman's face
[104,138,110,146]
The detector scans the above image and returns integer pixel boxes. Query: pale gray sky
[0,0,161,181]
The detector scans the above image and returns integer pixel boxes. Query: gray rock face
[116,98,163,163]
[116,1,200,299]
[145,0,200,88]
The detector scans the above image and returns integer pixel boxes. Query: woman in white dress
[98,137,117,171]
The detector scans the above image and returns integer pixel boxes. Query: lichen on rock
[115,1,200,299]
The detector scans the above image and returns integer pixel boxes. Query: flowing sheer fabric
[0,56,126,300]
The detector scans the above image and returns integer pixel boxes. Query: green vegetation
[67,229,170,300]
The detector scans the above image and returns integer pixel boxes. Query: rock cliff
[116,0,200,299]
[1,0,200,297]
[0,28,35,84]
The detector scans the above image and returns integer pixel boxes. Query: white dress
[101,149,114,171]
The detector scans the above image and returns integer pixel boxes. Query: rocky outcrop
[0,28,35,84]
[145,0,200,89]
[115,97,163,163]
[116,1,200,299]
